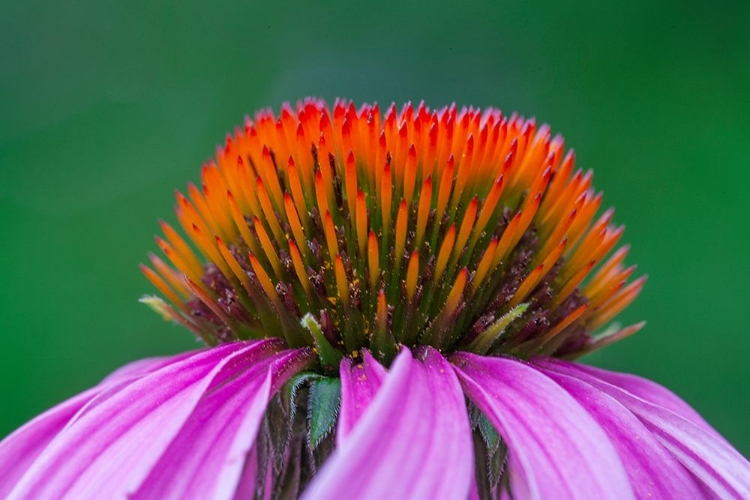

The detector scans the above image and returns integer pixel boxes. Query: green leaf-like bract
[307,377,342,450]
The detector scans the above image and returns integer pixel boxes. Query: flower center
[141,99,644,368]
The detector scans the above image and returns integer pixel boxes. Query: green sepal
[281,371,323,422]
[477,411,501,457]
[307,376,342,450]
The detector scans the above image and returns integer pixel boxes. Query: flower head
[141,99,643,364]
[2,99,748,500]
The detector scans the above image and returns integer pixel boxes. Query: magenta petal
[0,352,199,498]
[452,352,634,500]
[100,351,201,384]
[7,340,284,500]
[336,349,386,443]
[536,363,705,498]
[303,347,473,500]
[566,361,725,440]
[132,347,313,500]
[0,387,100,499]
[537,358,750,499]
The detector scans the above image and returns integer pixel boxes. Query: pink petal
[0,388,100,499]
[536,362,705,498]
[303,347,473,500]
[336,349,386,443]
[537,358,750,499]
[132,347,313,500]
[567,361,725,440]
[7,340,284,500]
[100,351,201,384]
[0,352,197,498]
[451,352,634,500]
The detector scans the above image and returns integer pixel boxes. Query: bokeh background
[1,1,748,455]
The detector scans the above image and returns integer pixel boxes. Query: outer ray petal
[568,362,725,440]
[99,352,200,383]
[0,353,202,498]
[451,352,634,500]
[536,363,705,498]
[302,347,473,500]
[336,349,386,443]
[132,347,314,500]
[536,358,750,499]
[0,388,100,499]
[7,340,284,500]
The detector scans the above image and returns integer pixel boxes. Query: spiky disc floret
[141,99,644,366]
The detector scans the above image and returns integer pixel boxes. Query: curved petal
[536,363,705,498]
[100,351,201,384]
[0,350,204,498]
[451,352,634,500]
[7,339,284,500]
[132,347,314,500]
[537,358,750,499]
[336,349,386,443]
[0,387,100,499]
[303,347,473,500]
[567,362,724,440]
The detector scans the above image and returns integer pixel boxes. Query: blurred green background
[1,0,748,455]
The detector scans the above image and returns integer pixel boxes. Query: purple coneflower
[1,100,748,499]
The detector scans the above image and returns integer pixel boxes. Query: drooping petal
[7,340,285,500]
[537,358,750,499]
[451,352,634,500]
[567,361,725,440]
[100,351,201,384]
[0,388,100,499]
[132,347,314,500]
[0,352,202,498]
[336,349,386,443]
[303,347,473,500]
[536,363,705,498]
